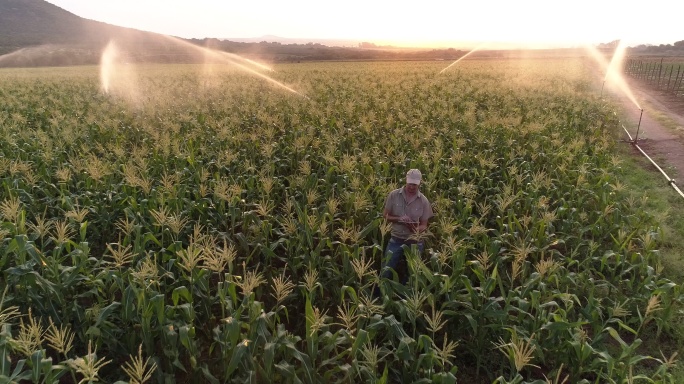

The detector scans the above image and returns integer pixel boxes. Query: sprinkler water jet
[439,43,487,74]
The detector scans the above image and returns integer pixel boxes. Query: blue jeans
[381,237,424,285]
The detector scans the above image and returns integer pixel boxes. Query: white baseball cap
[406,169,422,185]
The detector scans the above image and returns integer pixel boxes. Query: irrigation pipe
[621,124,684,199]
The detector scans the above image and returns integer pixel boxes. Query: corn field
[0,59,681,383]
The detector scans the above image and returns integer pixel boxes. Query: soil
[605,74,684,182]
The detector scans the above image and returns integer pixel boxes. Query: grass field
[1,58,682,383]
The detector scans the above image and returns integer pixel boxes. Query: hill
[0,0,99,48]
[0,0,232,67]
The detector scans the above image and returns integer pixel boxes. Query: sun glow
[46,0,681,50]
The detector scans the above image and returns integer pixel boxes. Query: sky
[46,0,682,48]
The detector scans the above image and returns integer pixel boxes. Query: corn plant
[0,58,681,383]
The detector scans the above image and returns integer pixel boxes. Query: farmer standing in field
[380,168,433,286]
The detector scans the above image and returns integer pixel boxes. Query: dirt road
[606,75,684,182]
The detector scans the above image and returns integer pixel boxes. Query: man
[381,168,433,285]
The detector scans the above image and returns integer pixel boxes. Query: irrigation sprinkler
[600,79,605,97]
[633,108,644,143]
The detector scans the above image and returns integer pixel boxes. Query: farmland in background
[0,58,681,383]
[625,57,684,99]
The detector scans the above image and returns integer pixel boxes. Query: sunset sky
[46,0,682,48]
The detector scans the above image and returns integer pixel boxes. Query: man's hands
[383,210,423,233]
[399,215,419,232]
[398,215,413,223]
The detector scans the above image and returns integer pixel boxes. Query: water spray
[587,42,641,109]
[633,108,644,143]
[161,35,306,98]
[439,43,487,74]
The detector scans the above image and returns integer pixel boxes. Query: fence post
[642,62,647,81]
[641,62,646,80]
[657,58,663,89]
[667,65,674,91]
